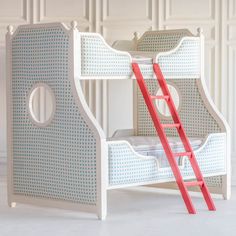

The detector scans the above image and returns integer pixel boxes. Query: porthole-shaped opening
[28,83,56,127]
[155,83,181,119]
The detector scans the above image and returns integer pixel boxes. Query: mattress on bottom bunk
[108,136,203,168]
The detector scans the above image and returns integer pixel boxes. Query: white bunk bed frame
[6,21,231,220]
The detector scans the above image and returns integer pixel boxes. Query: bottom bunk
[107,133,226,189]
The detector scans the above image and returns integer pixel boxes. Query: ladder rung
[150,95,169,100]
[162,123,180,129]
[173,152,192,157]
[185,181,204,187]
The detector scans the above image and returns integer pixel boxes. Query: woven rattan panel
[137,30,191,52]
[11,26,97,205]
[137,79,221,137]
[108,133,225,187]
[81,34,131,76]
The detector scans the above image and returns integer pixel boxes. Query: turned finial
[71,21,78,30]
[133,32,139,41]
[197,27,203,36]
[7,25,14,35]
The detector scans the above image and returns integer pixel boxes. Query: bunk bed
[6,21,230,219]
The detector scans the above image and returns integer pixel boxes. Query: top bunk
[80,27,203,80]
[7,21,203,80]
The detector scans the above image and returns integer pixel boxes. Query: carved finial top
[133,32,139,41]
[197,27,203,35]
[7,25,14,35]
[70,21,78,30]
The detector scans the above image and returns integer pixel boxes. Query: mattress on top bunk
[129,51,155,64]
[108,136,203,168]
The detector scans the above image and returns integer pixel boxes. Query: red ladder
[132,63,216,214]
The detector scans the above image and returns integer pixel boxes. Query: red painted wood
[150,95,169,100]
[162,123,180,129]
[153,63,216,212]
[132,62,216,213]
[185,181,204,187]
[173,152,192,157]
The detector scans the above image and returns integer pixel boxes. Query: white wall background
[0,0,235,183]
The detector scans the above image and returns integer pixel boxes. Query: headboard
[137,29,193,52]
[136,79,222,138]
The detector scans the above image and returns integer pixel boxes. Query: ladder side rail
[153,64,204,180]
[132,63,196,214]
[153,63,216,211]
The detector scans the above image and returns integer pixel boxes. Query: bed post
[222,130,231,200]
[6,24,15,208]
[198,27,231,200]
[97,139,108,220]
[70,21,108,219]
[133,32,139,50]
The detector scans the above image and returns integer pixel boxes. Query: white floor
[0,172,235,236]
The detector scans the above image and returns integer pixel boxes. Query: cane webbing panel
[11,26,97,205]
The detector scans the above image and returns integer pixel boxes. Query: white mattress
[132,56,153,64]
[129,51,155,64]
[108,136,203,167]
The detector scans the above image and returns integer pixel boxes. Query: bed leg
[9,202,16,208]
[97,205,107,220]
[97,189,107,220]
[222,174,231,200]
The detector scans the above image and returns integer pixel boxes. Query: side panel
[80,33,132,77]
[108,133,226,188]
[7,23,104,215]
[156,38,201,78]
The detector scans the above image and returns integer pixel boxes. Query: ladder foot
[189,211,196,214]
[208,206,216,211]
